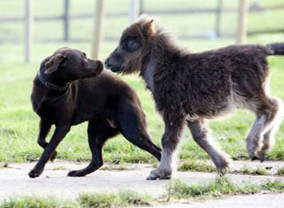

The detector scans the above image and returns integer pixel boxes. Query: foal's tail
[266,43,284,56]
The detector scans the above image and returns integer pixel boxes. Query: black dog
[105,16,284,180]
[29,47,161,178]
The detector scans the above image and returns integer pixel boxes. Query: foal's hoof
[259,155,268,162]
[67,170,86,177]
[250,152,268,162]
[256,151,268,162]
[216,158,230,175]
[249,151,260,161]
[28,169,41,178]
[146,169,171,180]
[217,167,228,175]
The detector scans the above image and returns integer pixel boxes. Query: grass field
[0,0,283,165]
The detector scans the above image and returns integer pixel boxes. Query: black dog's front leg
[37,119,57,161]
[29,125,70,178]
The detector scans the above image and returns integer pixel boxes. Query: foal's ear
[142,19,156,37]
[44,53,66,74]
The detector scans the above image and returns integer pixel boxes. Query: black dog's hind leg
[68,119,119,177]
[37,119,57,161]
[29,125,70,178]
[116,102,161,162]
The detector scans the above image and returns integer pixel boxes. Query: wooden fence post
[91,0,105,59]
[215,0,223,37]
[24,0,33,63]
[139,0,144,14]
[63,0,70,41]
[129,0,140,23]
[237,0,249,44]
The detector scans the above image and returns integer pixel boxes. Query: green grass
[0,190,151,208]
[0,0,283,164]
[1,51,283,164]
[178,160,284,176]
[237,165,267,175]
[166,177,284,200]
[79,190,151,208]
[0,52,284,163]
[0,196,77,208]
[178,160,216,172]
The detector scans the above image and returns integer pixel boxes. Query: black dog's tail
[265,43,284,56]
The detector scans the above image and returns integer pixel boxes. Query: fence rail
[0,2,283,39]
[0,0,283,62]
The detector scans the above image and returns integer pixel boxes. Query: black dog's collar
[37,71,68,91]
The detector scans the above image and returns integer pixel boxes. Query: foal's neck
[141,34,185,92]
[141,55,156,92]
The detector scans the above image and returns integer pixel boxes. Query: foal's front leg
[29,125,70,178]
[147,116,183,180]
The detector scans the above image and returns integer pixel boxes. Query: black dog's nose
[95,60,104,74]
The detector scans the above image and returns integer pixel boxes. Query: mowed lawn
[0,0,283,165]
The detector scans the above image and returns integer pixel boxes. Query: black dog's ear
[44,53,66,74]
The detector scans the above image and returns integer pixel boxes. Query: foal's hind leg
[256,98,282,161]
[246,97,280,160]
[187,120,230,174]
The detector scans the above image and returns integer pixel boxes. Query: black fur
[29,47,161,178]
[105,16,283,180]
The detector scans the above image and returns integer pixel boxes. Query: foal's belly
[185,93,238,121]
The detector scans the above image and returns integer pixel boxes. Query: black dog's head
[105,15,156,74]
[41,47,103,84]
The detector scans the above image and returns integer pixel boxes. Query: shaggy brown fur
[29,47,161,178]
[105,16,284,180]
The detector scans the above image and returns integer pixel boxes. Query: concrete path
[0,161,283,207]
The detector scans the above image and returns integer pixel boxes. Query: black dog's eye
[123,38,141,52]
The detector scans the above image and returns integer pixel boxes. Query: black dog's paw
[67,170,86,177]
[50,151,57,162]
[28,169,41,178]
[250,155,259,161]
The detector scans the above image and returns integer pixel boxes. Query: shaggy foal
[105,16,284,180]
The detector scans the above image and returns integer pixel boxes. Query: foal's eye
[82,52,87,58]
[124,38,141,52]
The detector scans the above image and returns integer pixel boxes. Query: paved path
[0,161,283,207]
